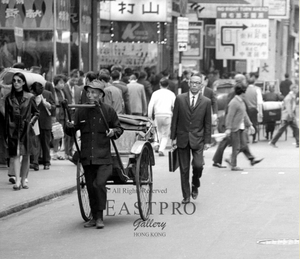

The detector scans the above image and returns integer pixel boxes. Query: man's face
[189,75,204,94]
[86,87,103,103]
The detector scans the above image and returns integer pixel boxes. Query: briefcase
[168,146,179,172]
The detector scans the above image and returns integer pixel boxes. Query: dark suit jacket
[38,90,55,130]
[63,83,83,105]
[203,86,218,114]
[171,93,212,148]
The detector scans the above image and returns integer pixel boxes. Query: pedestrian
[279,73,293,97]
[63,69,83,160]
[30,81,55,170]
[137,71,153,105]
[65,80,123,229]
[160,69,177,95]
[98,73,123,114]
[4,72,39,190]
[127,74,147,116]
[244,72,263,143]
[170,75,212,204]
[212,73,248,168]
[148,78,175,156]
[225,83,263,171]
[111,70,131,114]
[178,70,191,94]
[263,84,283,140]
[269,84,299,148]
[52,74,67,160]
[80,71,98,104]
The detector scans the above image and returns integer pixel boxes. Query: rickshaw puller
[66,80,123,229]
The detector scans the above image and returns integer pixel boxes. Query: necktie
[191,96,195,107]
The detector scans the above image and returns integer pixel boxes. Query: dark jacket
[38,90,56,130]
[5,91,39,156]
[67,102,123,165]
[203,86,218,114]
[171,93,211,148]
[137,78,153,105]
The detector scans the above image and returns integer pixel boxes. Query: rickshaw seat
[118,114,153,131]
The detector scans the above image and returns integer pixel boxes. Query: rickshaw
[61,101,155,221]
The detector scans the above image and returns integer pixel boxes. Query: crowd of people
[0,62,298,228]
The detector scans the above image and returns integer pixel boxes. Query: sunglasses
[13,79,23,83]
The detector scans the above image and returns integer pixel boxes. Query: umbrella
[0,68,46,87]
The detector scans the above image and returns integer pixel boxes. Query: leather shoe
[84,219,96,228]
[96,218,104,229]
[231,166,243,171]
[44,165,50,170]
[213,163,226,168]
[250,158,264,166]
[181,198,190,204]
[191,185,198,200]
[30,164,39,171]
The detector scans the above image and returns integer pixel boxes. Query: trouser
[31,135,41,167]
[212,136,230,164]
[178,142,204,199]
[155,116,171,152]
[83,164,112,217]
[271,120,299,145]
[231,130,254,167]
[265,122,276,138]
[40,129,52,166]
[248,108,258,141]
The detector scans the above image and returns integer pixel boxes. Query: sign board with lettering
[216,6,269,60]
[262,0,289,19]
[100,0,172,22]
[178,42,187,52]
[99,42,158,68]
[182,21,203,60]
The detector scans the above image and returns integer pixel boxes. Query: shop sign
[100,0,172,22]
[99,42,158,67]
[216,6,269,60]
[204,25,216,49]
[113,22,158,42]
[0,0,70,30]
[262,0,289,19]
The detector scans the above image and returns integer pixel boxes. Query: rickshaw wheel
[135,144,153,221]
[77,161,92,222]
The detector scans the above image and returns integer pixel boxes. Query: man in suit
[31,81,55,170]
[171,75,211,204]
[63,69,83,159]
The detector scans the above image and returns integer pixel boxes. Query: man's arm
[204,100,212,145]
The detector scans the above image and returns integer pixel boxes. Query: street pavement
[0,130,299,258]
[0,131,298,219]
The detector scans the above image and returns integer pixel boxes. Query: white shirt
[189,91,200,106]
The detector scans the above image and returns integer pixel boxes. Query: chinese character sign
[100,0,171,22]
[216,6,269,60]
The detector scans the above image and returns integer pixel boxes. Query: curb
[0,185,77,219]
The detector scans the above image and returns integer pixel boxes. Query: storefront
[99,0,172,74]
[0,0,96,80]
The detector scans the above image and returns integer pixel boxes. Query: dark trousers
[231,130,254,167]
[212,136,230,164]
[31,135,41,166]
[271,120,299,145]
[83,164,112,217]
[40,129,51,166]
[178,142,204,199]
[64,134,74,157]
[248,108,258,141]
[265,122,276,139]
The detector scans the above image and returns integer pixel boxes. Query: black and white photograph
[0,0,299,258]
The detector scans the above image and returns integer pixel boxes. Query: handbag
[168,146,179,172]
[52,122,64,139]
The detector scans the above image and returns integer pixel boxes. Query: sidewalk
[0,129,297,219]
[0,158,77,218]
